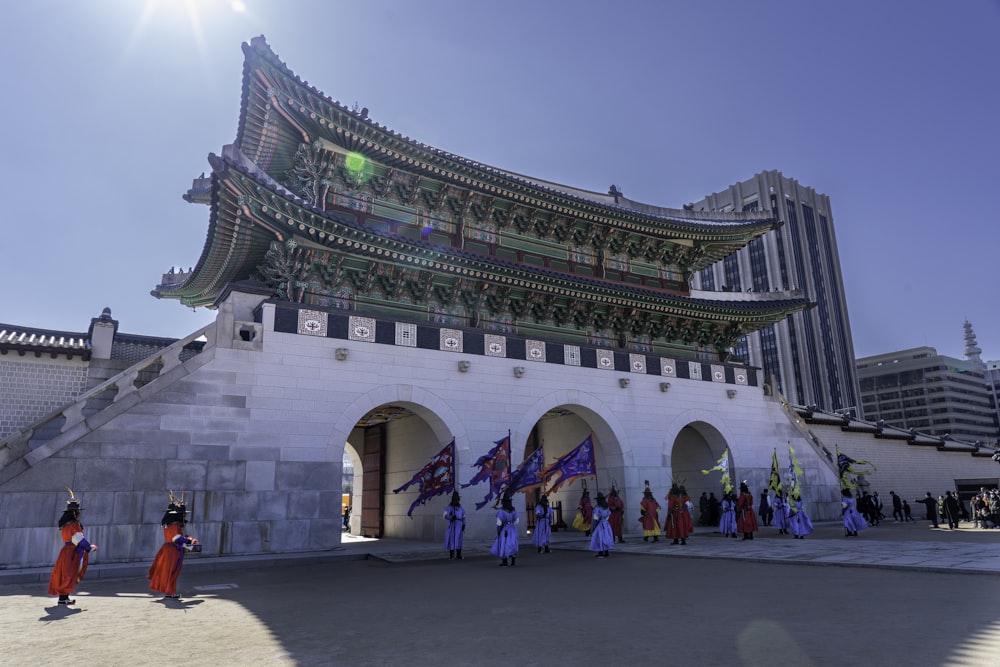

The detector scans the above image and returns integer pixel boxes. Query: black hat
[58,487,82,527]
[501,490,515,511]
[161,490,188,526]
[450,491,461,505]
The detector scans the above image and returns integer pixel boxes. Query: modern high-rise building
[856,346,998,445]
[689,170,861,415]
[964,320,1000,438]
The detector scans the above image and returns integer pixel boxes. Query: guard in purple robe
[718,492,737,538]
[841,488,868,537]
[589,492,614,558]
[532,494,552,554]
[490,492,520,566]
[443,491,466,560]
[789,498,814,539]
[772,490,791,535]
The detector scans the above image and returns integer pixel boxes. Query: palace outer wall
[1,288,846,569]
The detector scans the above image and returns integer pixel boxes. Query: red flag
[462,434,512,510]
[543,434,597,495]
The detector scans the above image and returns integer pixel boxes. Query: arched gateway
[0,37,846,570]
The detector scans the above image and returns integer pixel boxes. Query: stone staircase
[0,322,217,485]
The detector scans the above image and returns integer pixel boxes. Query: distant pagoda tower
[964,319,984,367]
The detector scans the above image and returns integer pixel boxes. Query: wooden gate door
[361,424,385,538]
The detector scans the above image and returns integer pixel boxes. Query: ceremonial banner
[543,434,597,495]
[836,445,876,489]
[392,439,456,517]
[462,433,512,510]
[507,447,547,494]
[787,443,804,502]
[767,449,783,495]
[701,447,733,494]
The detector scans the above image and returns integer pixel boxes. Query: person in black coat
[914,492,939,527]
[942,491,961,529]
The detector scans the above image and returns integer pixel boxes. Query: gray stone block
[207,461,246,490]
[287,491,321,519]
[198,491,227,523]
[317,491,342,518]
[270,519,311,551]
[218,394,248,409]
[228,520,264,553]
[231,446,280,462]
[223,492,259,521]
[79,491,115,524]
[275,461,338,491]
[165,460,208,491]
[189,430,239,445]
[245,461,275,491]
[99,443,179,460]
[0,458,76,491]
[133,459,166,489]
[257,491,289,520]
[0,492,58,528]
[113,492,146,525]
[177,444,232,461]
[308,519,343,550]
[75,459,134,492]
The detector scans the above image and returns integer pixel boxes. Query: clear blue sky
[2,1,997,360]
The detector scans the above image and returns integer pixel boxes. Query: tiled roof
[0,324,90,358]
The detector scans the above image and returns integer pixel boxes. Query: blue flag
[462,434,512,510]
[543,434,597,495]
[507,447,547,494]
[392,439,456,517]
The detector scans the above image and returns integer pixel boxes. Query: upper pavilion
[153,36,810,359]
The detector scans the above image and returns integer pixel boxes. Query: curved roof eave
[206,154,810,322]
[236,36,779,239]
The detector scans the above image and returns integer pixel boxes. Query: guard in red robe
[606,486,625,543]
[48,488,98,605]
[639,483,661,542]
[663,483,693,545]
[148,493,198,599]
[736,481,759,540]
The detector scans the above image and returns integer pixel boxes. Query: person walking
[606,486,625,543]
[148,493,199,599]
[589,492,614,558]
[663,483,692,545]
[532,494,552,554]
[491,492,520,567]
[48,489,98,605]
[639,483,661,543]
[444,491,466,560]
[890,491,904,522]
[942,491,961,530]
[902,500,915,522]
[772,490,791,535]
[914,492,940,528]
[718,491,737,538]
[758,489,772,527]
[573,488,594,536]
[789,496,814,539]
[841,488,868,537]
[736,481,759,540]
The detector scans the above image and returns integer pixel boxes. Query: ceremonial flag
[462,433,512,510]
[787,443,804,503]
[507,446,547,494]
[701,447,733,494]
[392,439,456,517]
[543,434,597,495]
[767,449,783,495]
[835,445,876,489]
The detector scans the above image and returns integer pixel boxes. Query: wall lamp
[619,378,630,388]
[335,348,349,361]
[660,382,671,393]
[727,389,737,399]
[458,360,471,373]
[513,366,525,378]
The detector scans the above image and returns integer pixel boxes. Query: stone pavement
[3,517,999,585]
[3,518,1000,667]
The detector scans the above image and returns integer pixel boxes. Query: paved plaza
[3,519,999,666]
